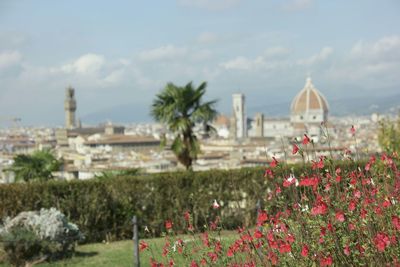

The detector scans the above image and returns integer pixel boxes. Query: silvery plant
[0,207,83,264]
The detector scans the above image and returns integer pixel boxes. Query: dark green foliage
[0,161,364,243]
[0,227,50,267]
[6,150,62,182]
[378,115,400,154]
[151,82,218,170]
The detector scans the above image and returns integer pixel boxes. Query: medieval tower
[64,86,77,129]
[232,93,247,139]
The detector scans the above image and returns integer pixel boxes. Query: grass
[0,231,237,267]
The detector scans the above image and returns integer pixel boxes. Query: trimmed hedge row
[0,160,365,243]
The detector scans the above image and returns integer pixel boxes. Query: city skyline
[0,0,399,125]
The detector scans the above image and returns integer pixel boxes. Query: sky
[0,0,399,126]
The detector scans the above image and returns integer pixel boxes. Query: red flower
[319,255,333,266]
[139,241,149,251]
[335,211,345,222]
[360,208,367,219]
[257,211,268,226]
[302,134,311,145]
[207,252,218,262]
[270,157,279,168]
[169,259,175,267]
[264,168,274,178]
[184,211,190,222]
[165,220,173,230]
[283,176,297,187]
[278,242,291,253]
[350,125,356,136]
[292,144,299,154]
[301,244,309,257]
[227,248,234,257]
[202,232,210,247]
[190,260,199,267]
[374,232,390,252]
[344,244,351,256]
[311,201,328,216]
[200,258,207,266]
[348,200,357,212]
[392,215,400,231]
[268,251,278,265]
[254,229,263,239]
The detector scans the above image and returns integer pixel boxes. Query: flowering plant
[142,128,400,266]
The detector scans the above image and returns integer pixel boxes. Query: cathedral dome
[291,77,329,114]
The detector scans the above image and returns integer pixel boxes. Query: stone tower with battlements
[64,86,77,129]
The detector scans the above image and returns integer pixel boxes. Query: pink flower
[254,229,263,239]
[350,125,356,136]
[374,232,390,252]
[344,244,351,256]
[212,199,220,209]
[319,255,333,266]
[270,157,279,168]
[301,244,309,257]
[302,134,311,145]
[184,211,190,222]
[335,211,345,222]
[257,211,268,226]
[165,220,173,230]
[392,215,400,231]
[292,144,299,154]
[139,241,149,251]
[311,201,328,216]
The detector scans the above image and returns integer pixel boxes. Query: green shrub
[0,161,365,243]
[0,227,47,267]
[0,208,82,266]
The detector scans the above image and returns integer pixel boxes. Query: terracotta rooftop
[85,135,160,145]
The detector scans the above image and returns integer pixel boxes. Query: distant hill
[81,93,400,124]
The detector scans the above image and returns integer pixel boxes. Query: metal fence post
[132,216,140,267]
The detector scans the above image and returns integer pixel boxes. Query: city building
[248,77,330,140]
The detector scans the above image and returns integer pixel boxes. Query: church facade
[247,77,330,140]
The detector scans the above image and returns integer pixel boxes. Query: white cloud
[327,36,400,88]
[177,0,240,10]
[220,56,261,70]
[138,45,188,61]
[351,35,400,63]
[0,50,22,69]
[283,0,314,11]
[60,53,105,75]
[297,47,333,65]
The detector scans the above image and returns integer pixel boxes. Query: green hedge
[0,160,365,243]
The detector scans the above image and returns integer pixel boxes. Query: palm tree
[151,81,217,170]
[7,150,62,182]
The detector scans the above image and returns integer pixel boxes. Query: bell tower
[64,86,77,129]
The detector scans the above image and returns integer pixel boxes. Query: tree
[151,81,217,170]
[7,150,62,182]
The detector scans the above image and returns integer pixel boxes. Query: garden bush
[0,208,83,267]
[0,160,365,243]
